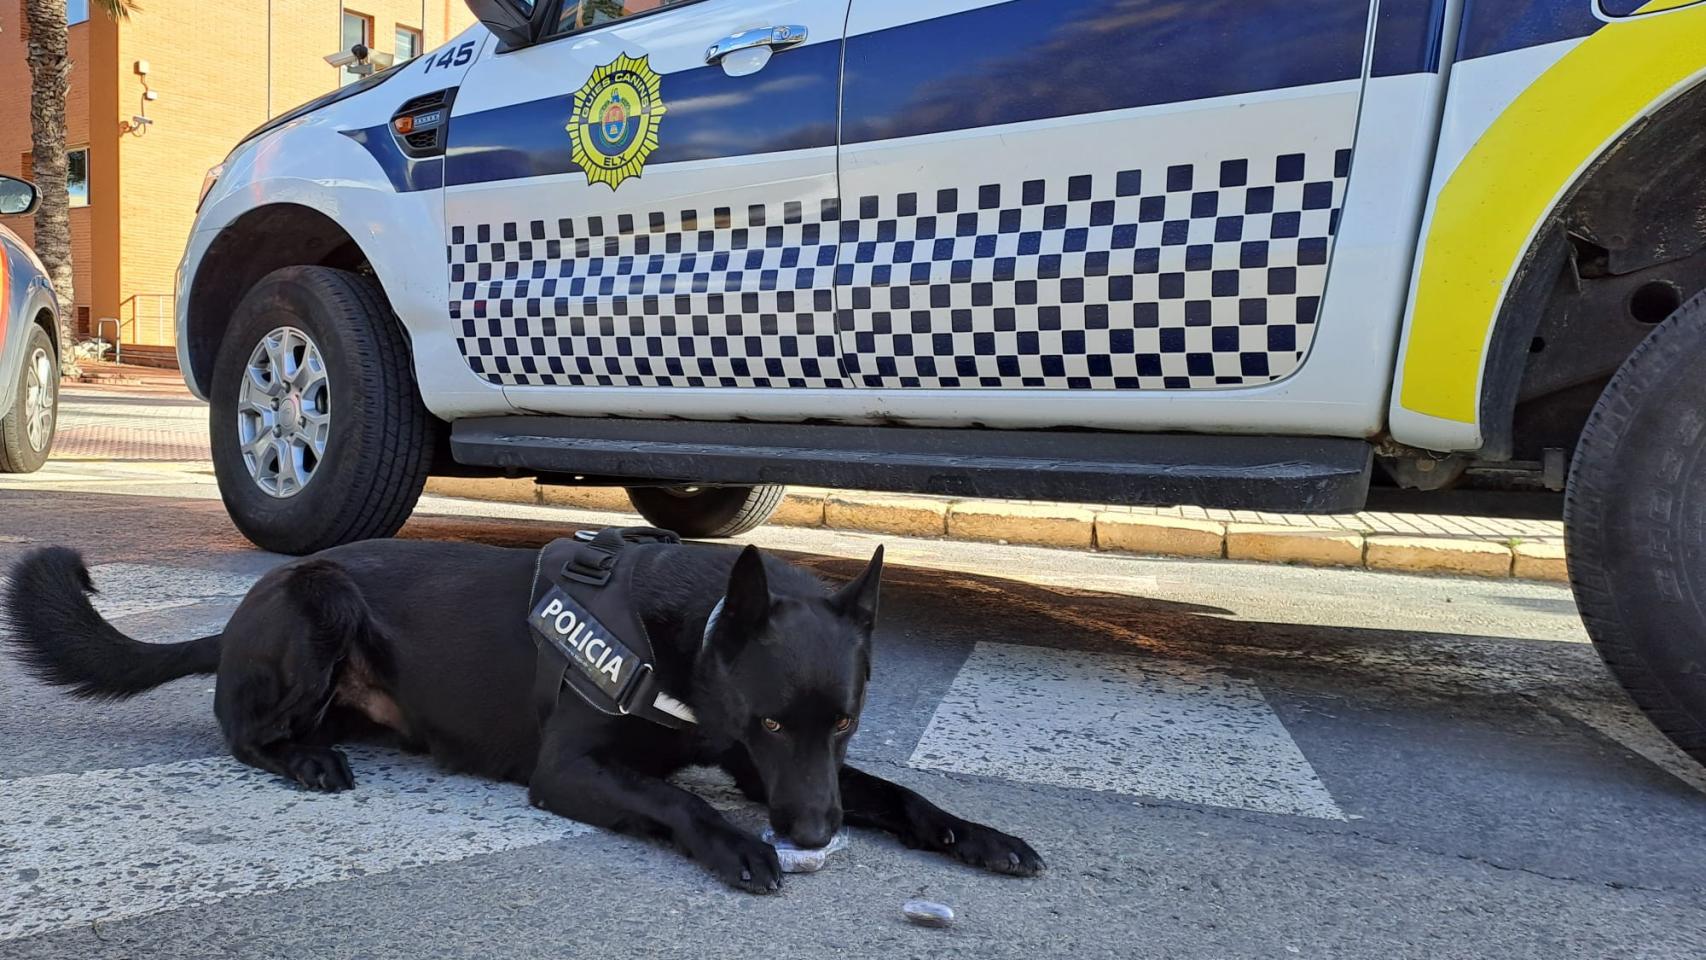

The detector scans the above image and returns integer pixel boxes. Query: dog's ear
[712,544,771,658]
[832,545,883,634]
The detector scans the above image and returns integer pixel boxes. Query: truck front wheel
[209,266,435,555]
[1567,289,1706,764]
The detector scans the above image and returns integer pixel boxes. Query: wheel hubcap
[22,346,54,452]
[237,326,330,499]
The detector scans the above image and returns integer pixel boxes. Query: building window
[22,0,94,40]
[67,148,89,207]
[16,149,88,207]
[395,25,422,62]
[340,10,374,87]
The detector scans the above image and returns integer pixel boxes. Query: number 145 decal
[422,40,476,73]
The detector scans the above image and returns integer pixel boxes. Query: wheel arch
[1480,76,1706,462]
[183,203,372,397]
[1390,8,1706,453]
[33,306,58,353]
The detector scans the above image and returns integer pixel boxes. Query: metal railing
[118,293,176,348]
[94,318,123,364]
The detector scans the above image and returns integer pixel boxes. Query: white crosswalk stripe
[84,563,258,620]
[0,748,588,942]
[909,642,1345,819]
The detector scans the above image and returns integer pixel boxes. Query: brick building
[0,0,476,364]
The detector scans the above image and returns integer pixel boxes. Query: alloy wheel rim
[237,326,331,499]
[23,346,53,452]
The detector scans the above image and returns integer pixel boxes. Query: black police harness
[527,527,706,730]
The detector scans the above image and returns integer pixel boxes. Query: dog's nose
[782,811,840,849]
[790,824,835,848]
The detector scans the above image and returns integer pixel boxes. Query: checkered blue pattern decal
[448,202,846,388]
[447,147,1348,391]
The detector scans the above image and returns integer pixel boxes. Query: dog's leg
[839,764,1045,876]
[531,746,783,894]
[215,560,367,793]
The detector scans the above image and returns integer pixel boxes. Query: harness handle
[562,526,681,585]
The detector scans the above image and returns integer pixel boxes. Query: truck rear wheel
[209,266,434,555]
[1567,289,1706,764]
[624,484,785,539]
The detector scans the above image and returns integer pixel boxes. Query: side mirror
[463,0,542,49]
[0,175,38,216]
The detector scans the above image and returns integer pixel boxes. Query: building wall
[0,5,97,331]
[115,0,271,345]
[2,1,481,350]
[114,0,480,346]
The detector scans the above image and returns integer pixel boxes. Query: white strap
[651,690,697,725]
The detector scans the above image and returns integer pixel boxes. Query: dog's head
[696,544,883,848]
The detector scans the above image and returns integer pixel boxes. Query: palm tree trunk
[23,0,76,365]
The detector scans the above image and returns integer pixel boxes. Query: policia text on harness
[528,527,699,729]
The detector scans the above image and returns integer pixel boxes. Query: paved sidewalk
[53,386,210,462]
[48,378,1568,580]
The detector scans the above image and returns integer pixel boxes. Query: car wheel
[624,484,785,538]
[209,266,435,555]
[1567,288,1706,764]
[0,324,58,473]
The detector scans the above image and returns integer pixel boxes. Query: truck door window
[554,0,698,35]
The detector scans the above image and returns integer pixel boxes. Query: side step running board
[450,417,1373,513]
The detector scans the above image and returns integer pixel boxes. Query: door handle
[704,25,808,65]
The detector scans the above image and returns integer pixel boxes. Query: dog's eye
[834,716,853,734]
[761,718,782,733]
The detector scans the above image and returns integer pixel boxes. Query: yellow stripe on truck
[1399,4,1706,424]
[1623,0,1705,12]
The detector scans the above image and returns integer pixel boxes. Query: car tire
[1566,288,1706,763]
[209,266,435,555]
[0,324,58,474]
[624,484,786,538]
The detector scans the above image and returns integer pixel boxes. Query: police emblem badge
[565,53,667,190]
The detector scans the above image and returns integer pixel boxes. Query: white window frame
[67,147,90,208]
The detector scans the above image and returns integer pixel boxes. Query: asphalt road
[2,462,1705,959]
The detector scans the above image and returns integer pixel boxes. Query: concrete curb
[421,479,1568,583]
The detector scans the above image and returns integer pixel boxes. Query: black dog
[1,539,1042,892]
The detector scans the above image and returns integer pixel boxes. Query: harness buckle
[616,662,654,715]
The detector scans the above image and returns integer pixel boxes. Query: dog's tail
[0,546,222,699]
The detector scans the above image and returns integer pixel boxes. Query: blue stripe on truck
[444,41,840,189]
[839,0,1368,145]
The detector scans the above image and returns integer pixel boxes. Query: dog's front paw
[914,816,1045,877]
[697,827,783,894]
[285,746,354,792]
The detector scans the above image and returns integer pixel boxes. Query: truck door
[445,0,849,400]
[835,0,1369,393]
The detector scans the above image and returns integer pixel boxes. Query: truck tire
[1567,288,1706,764]
[0,324,57,473]
[625,484,785,539]
[209,266,435,555]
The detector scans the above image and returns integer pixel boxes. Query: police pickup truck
[181,0,1706,760]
